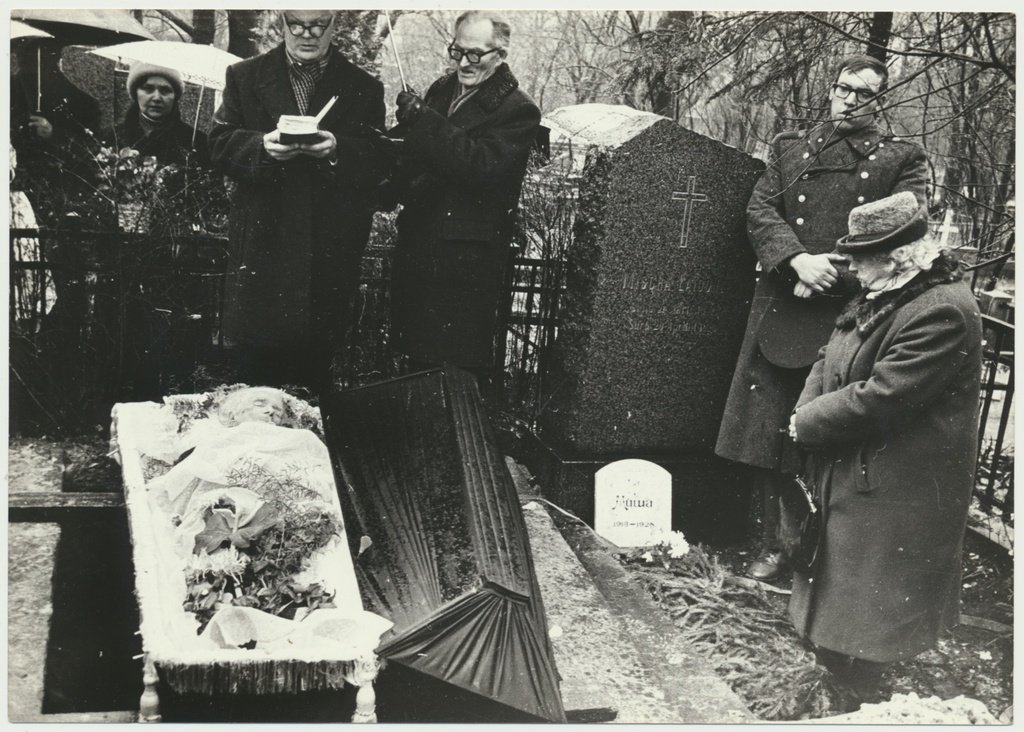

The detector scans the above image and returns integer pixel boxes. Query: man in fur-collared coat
[388,10,541,379]
[715,55,929,581]
[209,10,388,396]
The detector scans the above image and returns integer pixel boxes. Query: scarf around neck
[286,48,331,114]
[835,254,963,337]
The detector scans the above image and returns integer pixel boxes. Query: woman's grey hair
[454,10,511,50]
[862,235,946,275]
[217,386,293,427]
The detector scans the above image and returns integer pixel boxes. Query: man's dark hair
[834,54,889,93]
[454,10,511,50]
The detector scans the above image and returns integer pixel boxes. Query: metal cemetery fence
[973,314,1015,548]
[9,227,231,431]
[8,225,1014,550]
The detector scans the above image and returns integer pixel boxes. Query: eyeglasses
[447,44,501,64]
[832,82,879,104]
[284,19,331,38]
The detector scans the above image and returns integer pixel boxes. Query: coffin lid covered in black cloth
[322,367,565,722]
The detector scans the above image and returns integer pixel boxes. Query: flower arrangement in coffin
[159,386,339,633]
[181,462,342,633]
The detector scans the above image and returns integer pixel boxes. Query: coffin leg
[138,655,162,723]
[347,656,380,723]
[352,681,377,723]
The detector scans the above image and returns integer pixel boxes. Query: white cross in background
[937,208,959,247]
[671,176,709,248]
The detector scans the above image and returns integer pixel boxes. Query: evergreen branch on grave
[620,538,839,720]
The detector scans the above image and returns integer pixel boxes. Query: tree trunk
[192,10,216,46]
[227,10,261,59]
[867,12,893,62]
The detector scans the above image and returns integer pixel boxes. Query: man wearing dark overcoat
[209,10,387,397]
[715,55,929,581]
[387,10,541,382]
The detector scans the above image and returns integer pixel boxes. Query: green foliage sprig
[182,459,342,635]
[94,146,160,202]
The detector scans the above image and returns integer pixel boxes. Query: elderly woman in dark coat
[788,191,982,703]
[102,63,209,167]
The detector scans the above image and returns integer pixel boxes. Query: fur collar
[427,63,520,113]
[835,255,964,336]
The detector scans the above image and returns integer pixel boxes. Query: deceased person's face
[223,388,287,426]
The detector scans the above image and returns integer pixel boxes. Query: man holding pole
[386,10,541,387]
[10,38,101,227]
[209,10,388,397]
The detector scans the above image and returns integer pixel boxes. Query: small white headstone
[594,459,671,548]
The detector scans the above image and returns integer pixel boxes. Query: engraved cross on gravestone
[539,104,763,455]
[671,175,709,248]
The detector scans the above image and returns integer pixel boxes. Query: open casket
[112,389,393,722]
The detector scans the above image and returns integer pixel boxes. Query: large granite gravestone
[523,105,764,542]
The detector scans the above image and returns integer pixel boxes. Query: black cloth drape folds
[323,367,565,722]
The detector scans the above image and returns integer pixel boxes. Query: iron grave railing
[10,227,1016,553]
[973,314,1015,548]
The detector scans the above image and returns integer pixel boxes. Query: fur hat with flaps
[127,62,184,101]
[837,191,929,255]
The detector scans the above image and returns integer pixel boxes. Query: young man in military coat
[715,55,929,581]
[209,10,388,397]
[386,10,541,384]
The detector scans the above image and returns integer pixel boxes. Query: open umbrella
[11,9,155,45]
[11,20,55,111]
[11,19,53,40]
[91,41,242,145]
[90,41,241,92]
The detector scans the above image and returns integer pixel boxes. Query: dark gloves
[395,90,425,125]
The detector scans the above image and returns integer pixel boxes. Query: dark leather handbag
[777,474,822,574]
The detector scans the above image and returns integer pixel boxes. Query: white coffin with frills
[112,398,392,722]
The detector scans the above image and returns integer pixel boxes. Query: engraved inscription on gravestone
[539,105,763,455]
[594,459,672,548]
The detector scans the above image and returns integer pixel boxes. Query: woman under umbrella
[102,62,209,167]
[788,191,983,706]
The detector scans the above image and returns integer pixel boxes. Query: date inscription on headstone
[594,459,671,548]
